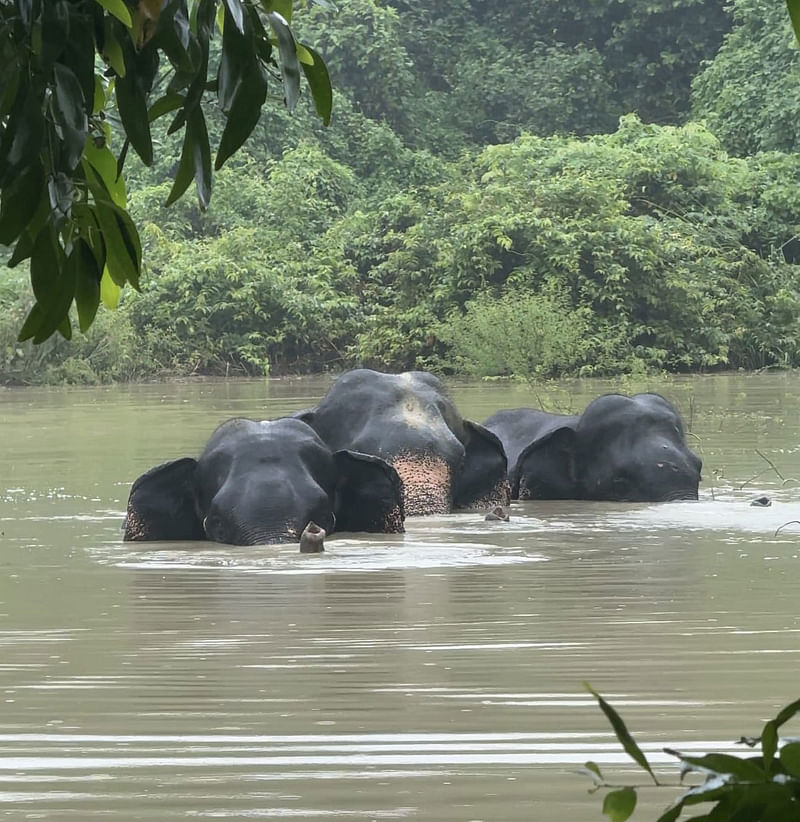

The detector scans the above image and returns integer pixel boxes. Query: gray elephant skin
[297,369,510,516]
[484,393,701,502]
[123,417,405,545]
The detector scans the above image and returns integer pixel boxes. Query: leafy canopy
[0,0,332,343]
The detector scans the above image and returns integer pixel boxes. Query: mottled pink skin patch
[468,477,512,510]
[391,452,453,516]
[123,508,146,541]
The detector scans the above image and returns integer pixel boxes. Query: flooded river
[1,372,799,820]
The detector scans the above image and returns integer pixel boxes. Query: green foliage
[436,291,592,379]
[692,0,800,155]
[584,687,800,822]
[347,116,800,373]
[0,0,331,343]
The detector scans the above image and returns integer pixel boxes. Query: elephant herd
[123,369,702,547]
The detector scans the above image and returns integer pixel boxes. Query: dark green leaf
[267,11,301,114]
[29,229,76,343]
[763,721,778,776]
[222,0,245,33]
[115,70,153,166]
[52,63,88,171]
[0,81,45,188]
[0,65,21,119]
[217,5,248,113]
[56,314,72,341]
[585,683,658,784]
[0,158,44,246]
[215,70,267,170]
[602,787,637,822]
[189,107,212,209]
[654,803,684,822]
[299,43,332,126]
[40,0,69,72]
[663,750,766,783]
[74,239,101,332]
[30,226,60,306]
[165,122,195,206]
[17,303,45,343]
[779,742,800,778]
[772,697,800,730]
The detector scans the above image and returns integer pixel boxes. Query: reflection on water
[0,373,799,819]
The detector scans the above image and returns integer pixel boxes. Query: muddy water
[1,373,799,820]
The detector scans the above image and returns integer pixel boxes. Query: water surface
[1,373,799,820]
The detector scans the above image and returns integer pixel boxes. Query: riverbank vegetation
[583,686,800,821]
[3,0,800,384]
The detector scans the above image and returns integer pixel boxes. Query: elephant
[295,369,510,516]
[483,393,701,502]
[123,417,405,545]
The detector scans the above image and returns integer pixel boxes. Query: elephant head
[487,394,701,502]
[123,417,404,545]
[296,369,510,516]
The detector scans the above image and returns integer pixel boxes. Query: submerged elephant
[484,393,701,502]
[296,369,510,516]
[123,417,405,545]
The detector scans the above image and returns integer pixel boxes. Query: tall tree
[0,0,332,342]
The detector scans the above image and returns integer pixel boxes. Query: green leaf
[165,122,196,206]
[583,760,605,784]
[585,684,658,784]
[93,74,106,114]
[17,304,45,343]
[28,230,78,344]
[779,742,800,778]
[772,697,800,730]
[267,11,301,114]
[602,787,637,822]
[261,0,293,23]
[787,0,800,46]
[0,159,45,246]
[299,43,332,126]
[90,198,140,288]
[763,721,778,776]
[115,71,153,166]
[189,107,212,209]
[215,70,267,170]
[148,92,185,123]
[100,266,121,309]
[40,0,70,73]
[663,750,766,783]
[74,240,101,332]
[56,314,72,341]
[94,0,132,28]
[222,0,245,33]
[52,63,89,171]
[0,81,45,188]
[84,141,126,208]
[102,19,126,77]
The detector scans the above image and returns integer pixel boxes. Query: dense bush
[347,117,800,372]
[692,0,800,156]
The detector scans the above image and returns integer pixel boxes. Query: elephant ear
[123,458,204,541]
[290,407,316,424]
[454,420,510,509]
[512,427,578,500]
[333,450,405,534]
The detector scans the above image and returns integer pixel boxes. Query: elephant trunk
[391,451,453,516]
